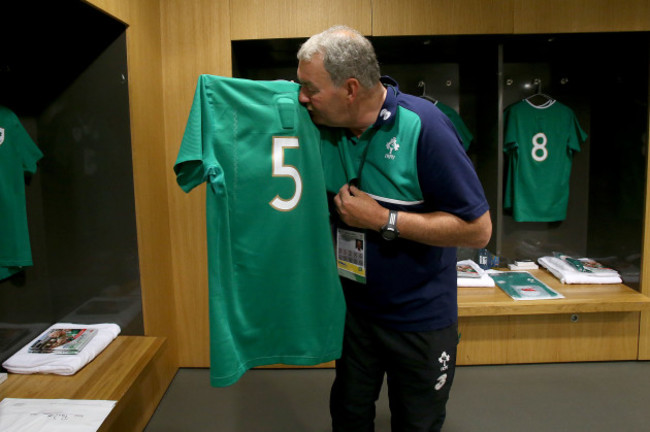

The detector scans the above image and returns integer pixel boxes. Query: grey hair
[297,25,380,89]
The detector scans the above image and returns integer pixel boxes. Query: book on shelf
[490,271,564,300]
[457,261,482,278]
[28,328,97,355]
[508,259,539,270]
[553,253,619,276]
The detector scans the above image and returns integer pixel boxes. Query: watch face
[381,228,398,241]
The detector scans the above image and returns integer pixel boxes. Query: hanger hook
[418,80,426,96]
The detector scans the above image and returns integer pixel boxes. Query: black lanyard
[349,133,372,188]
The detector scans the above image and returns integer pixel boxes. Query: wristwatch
[380,210,399,241]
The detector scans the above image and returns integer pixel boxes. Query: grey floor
[144,362,650,431]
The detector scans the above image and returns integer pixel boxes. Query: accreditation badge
[336,228,366,284]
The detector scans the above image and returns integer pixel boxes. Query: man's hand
[333,184,493,248]
[333,184,387,231]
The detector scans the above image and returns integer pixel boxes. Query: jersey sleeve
[568,110,587,153]
[7,109,43,174]
[417,111,489,221]
[21,136,43,175]
[174,75,225,194]
[437,102,474,151]
[502,104,517,210]
[503,153,515,210]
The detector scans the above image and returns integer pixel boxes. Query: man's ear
[343,78,360,101]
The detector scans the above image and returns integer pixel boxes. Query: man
[297,26,491,432]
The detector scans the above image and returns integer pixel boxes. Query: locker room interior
[233,33,649,288]
[1,1,650,430]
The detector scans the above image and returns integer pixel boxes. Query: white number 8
[270,137,302,211]
[531,132,548,162]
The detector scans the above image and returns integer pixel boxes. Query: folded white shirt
[538,256,622,285]
[2,323,121,376]
[0,398,116,432]
[457,259,495,287]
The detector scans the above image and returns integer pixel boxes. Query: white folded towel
[538,256,622,285]
[457,259,495,287]
[2,323,121,375]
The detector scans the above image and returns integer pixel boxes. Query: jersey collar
[374,76,399,127]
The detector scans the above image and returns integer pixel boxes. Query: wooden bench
[0,336,176,432]
[459,269,650,316]
[457,269,650,364]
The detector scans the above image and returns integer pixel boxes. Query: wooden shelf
[0,336,175,432]
[459,269,650,317]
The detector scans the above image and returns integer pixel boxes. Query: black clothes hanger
[418,80,438,104]
[525,79,555,107]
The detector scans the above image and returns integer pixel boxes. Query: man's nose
[298,88,310,105]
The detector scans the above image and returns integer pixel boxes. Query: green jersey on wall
[504,99,587,222]
[0,106,43,280]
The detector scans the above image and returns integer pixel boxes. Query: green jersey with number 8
[504,99,587,222]
[174,75,345,387]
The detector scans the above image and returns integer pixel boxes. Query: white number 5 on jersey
[270,136,302,211]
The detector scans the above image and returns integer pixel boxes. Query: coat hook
[418,80,426,96]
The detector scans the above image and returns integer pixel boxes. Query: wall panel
[514,0,650,33]
[638,60,650,359]
[231,0,372,40]
[161,0,232,366]
[84,0,177,356]
[372,0,514,36]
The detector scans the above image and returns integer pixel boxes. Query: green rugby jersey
[420,96,473,151]
[504,99,586,222]
[174,75,345,387]
[0,106,43,280]
[435,101,473,151]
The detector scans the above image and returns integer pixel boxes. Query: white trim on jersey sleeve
[367,193,424,206]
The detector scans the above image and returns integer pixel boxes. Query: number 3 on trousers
[270,137,302,211]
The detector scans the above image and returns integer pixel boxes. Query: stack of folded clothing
[457,259,495,287]
[508,259,539,271]
[2,323,121,375]
[538,255,622,284]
